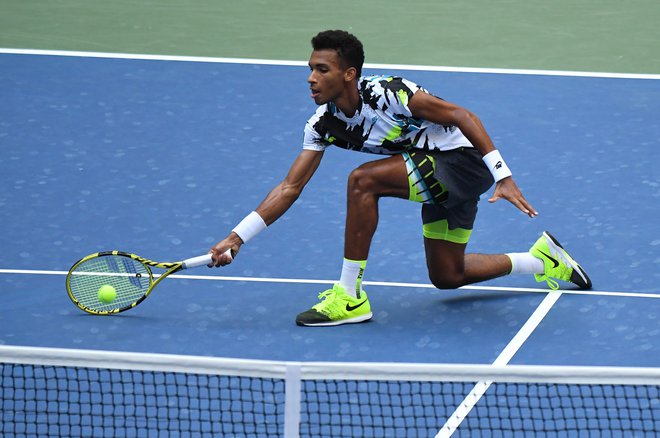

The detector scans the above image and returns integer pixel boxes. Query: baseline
[1,48,659,80]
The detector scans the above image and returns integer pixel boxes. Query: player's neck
[334,85,360,118]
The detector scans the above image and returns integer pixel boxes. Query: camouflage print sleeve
[361,76,421,117]
[302,106,330,151]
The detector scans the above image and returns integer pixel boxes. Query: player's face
[307,49,351,105]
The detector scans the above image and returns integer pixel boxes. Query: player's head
[311,30,364,77]
[308,30,364,106]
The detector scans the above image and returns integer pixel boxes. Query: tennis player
[209,30,592,326]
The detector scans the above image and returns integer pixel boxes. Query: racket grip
[182,250,232,269]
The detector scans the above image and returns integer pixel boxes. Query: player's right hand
[208,234,242,267]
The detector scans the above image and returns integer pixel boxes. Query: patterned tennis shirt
[302,75,473,154]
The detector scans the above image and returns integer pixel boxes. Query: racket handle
[182,249,232,269]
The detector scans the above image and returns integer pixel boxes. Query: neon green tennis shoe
[530,231,592,290]
[295,283,372,327]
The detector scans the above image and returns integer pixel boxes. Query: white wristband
[482,149,512,182]
[232,211,267,243]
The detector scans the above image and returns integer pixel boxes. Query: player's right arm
[255,149,324,225]
[209,149,324,266]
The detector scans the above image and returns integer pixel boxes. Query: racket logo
[122,258,146,288]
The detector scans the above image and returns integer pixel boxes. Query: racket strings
[68,255,151,311]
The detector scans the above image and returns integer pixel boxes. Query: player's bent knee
[428,272,464,290]
[347,166,375,194]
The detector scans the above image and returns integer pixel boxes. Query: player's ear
[344,66,358,82]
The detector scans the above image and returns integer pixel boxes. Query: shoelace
[312,288,339,310]
[537,274,560,290]
[537,254,571,290]
[317,289,336,301]
[312,287,349,318]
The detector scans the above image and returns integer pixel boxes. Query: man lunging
[209,30,591,326]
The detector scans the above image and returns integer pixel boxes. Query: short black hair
[311,30,364,76]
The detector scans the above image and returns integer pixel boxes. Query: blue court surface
[1,52,659,369]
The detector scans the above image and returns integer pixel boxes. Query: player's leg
[296,155,410,327]
[416,146,503,287]
[421,199,515,289]
[423,237,512,289]
[422,147,592,290]
[343,155,410,260]
[422,207,592,290]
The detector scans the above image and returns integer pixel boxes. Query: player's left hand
[489,177,538,218]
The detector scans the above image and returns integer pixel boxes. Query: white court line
[0,268,659,299]
[1,48,659,80]
[435,291,563,437]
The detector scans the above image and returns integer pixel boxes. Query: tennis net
[1,345,658,437]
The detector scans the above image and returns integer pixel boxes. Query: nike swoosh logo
[538,249,560,268]
[346,300,368,312]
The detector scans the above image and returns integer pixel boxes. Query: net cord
[1,344,659,385]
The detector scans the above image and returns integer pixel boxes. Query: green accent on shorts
[403,152,448,204]
[422,220,472,243]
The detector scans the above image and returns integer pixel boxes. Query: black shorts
[402,148,494,243]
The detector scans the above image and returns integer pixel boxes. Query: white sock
[506,253,544,275]
[339,258,367,298]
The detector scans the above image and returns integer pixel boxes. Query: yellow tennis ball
[98,284,117,303]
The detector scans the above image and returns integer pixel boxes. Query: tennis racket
[66,250,231,315]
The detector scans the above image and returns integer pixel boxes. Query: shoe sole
[543,231,592,289]
[296,312,373,327]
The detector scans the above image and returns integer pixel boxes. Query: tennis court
[1,1,659,436]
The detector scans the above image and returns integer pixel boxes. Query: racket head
[66,251,172,315]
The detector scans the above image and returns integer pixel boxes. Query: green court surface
[1,0,658,74]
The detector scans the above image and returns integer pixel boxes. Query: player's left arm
[408,90,538,217]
